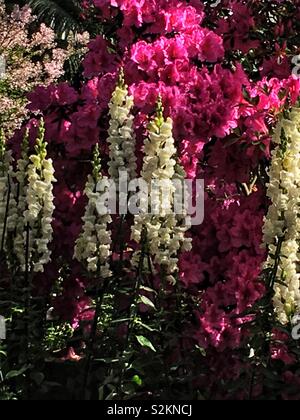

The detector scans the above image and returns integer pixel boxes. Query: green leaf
[132,375,143,386]
[110,318,131,324]
[94,358,120,364]
[134,320,158,332]
[196,345,207,357]
[6,365,29,380]
[139,286,157,295]
[139,295,156,310]
[136,335,156,352]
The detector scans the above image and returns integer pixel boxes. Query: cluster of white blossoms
[74,145,112,278]
[262,107,300,324]
[75,71,138,276]
[0,129,16,252]
[107,69,137,182]
[131,100,192,284]
[75,79,191,281]
[0,122,56,273]
[14,133,31,268]
[14,123,56,272]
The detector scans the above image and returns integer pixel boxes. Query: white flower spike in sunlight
[263,107,300,324]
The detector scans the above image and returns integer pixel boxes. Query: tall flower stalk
[131,99,192,284]
[107,69,137,258]
[75,144,113,398]
[74,144,112,277]
[107,68,137,183]
[14,121,56,273]
[263,107,300,324]
[0,123,56,400]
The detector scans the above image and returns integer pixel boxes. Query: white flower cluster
[75,87,192,282]
[131,102,192,284]
[13,125,56,273]
[13,138,30,268]
[0,130,16,251]
[107,70,137,182]
[263,108,300,324]
[74,148,112,278]
[75,71,137,277]
[24,154,56,272]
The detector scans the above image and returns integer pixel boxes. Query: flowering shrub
[2,0,300,400]
[0,0,88,136]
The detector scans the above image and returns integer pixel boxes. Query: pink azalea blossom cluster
[208,0,300,80]
[15,0,300,395]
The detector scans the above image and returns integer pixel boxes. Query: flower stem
[0,173,11,255]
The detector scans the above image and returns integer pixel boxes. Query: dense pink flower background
[12,0,300,397]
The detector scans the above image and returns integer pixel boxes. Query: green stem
[83,277,109,400]
[24,223,31,400]
[0,173,11,254]
[117,229,147,396]
[269,236,284,290]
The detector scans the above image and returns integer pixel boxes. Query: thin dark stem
[248,368,256,401]
[117,229,147,395]
[269,236,284,290]
[119,215,126,262]
[112,214,126,260]
[24,223,31,400]
[124,231,147,349]
[83,277,109,400]
[1,174,11,254]
[155,270,173,397]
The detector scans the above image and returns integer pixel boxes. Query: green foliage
[28,0,84,39]
[44,323,74,353]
